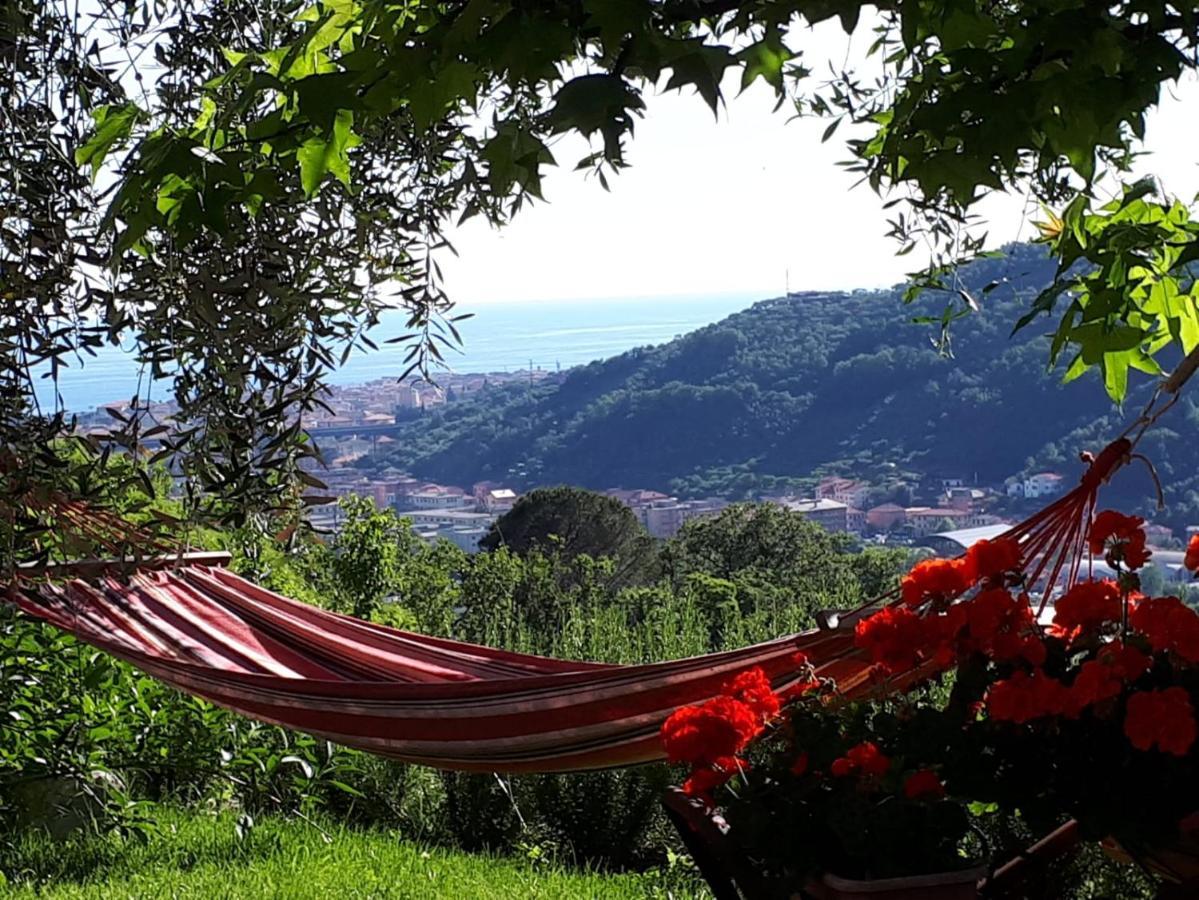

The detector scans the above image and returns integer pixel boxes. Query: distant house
[815,477,871,509]
[905,507,973,537]
[1022,472,1065,499]
[846,507,866,534]
[866,503,908,531]
[1145,523,1175,547]
[944,486,987,512]
[400,486,472,510]
[781,498,850,532]
[483,488,518,514]
[625,496,728,538]
[606,488,672,506]
[472,481,504,503]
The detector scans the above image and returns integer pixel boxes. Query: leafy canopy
[7,0,1199,544]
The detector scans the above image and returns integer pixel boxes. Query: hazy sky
[439,57,1199,306]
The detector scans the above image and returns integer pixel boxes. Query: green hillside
[379,244,1199,527]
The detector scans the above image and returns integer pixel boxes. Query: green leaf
[296,109,359,195]
[1103,351,1130,403]
[76,103,144,179]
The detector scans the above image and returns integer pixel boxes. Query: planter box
[1102,813,1199,888]
[662,787,987,900]
[809,866,986,900]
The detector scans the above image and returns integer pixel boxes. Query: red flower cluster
[986,669,1071,724]
[901,557,973,606]
[661,695,761,768]
[958,588,1044,665]
[1064,642,1150,717]
[682,762,740,800]
[854,605,955,673]
[1089,510,1151,570]
[857,585,1045,674]
[902,769,945,801]
[1052,579,1122,638]
[1186,535,1199,573]
[965,537,1021,583]
[725,667,781,722]
[1131,596,1199,663]
[660,666,781,802]
[1124,687,1197,757]
[830,741,891,779]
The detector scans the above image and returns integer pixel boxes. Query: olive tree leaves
[21,0,1199,538]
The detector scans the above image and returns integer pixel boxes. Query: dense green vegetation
[0,493,1164,898]
[1,498,899,890]
[380,244,1199,528]
[2,807,690,899]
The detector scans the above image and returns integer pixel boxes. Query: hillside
[377,244,1199,528]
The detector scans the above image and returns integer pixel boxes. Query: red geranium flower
[1052,579,1122,638]
[1124,687,1197,757]
[902,769,946,801]
[1089,510,1151,570]
[831,741,891,779]
[1186,535,1199,573]
[681,757,739,803]
[661,696,761,767]
[1130,596,1199,663]
[1064,644,1149,717]
[960,588,1039,663]
[854,605,957,673]
[724,667,781,723]
[986,669,1070,724]
[901,556,973,606]
[965,537,1021,584]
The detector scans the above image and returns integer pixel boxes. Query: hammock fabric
[8,438,1135,774]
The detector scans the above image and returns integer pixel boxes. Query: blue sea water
[34,291,762,413]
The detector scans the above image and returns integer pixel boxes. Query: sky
[438,35,1199,306]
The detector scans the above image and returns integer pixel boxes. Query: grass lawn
[0,808,704,899]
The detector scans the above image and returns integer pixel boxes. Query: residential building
[1145,523,1175,547]
[1022,472,1065,499]
[905,507,971,538]
[402,509,495,529]
[482,488,518,514]
[846,507,866,534]
[815,477,871,509]
[944,486,987,512]
[400,486,472,510]
[472,481,504,503]
[780,498,849,532]
[640,498,728,539]
[866,503,908,531]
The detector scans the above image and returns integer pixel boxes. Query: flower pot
[1102,813,1199,886]
[805,865,986,900]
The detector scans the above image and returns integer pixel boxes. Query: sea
[33,291,763,413]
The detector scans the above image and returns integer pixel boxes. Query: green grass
[0,809,704,899]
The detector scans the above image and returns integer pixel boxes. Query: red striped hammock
[8,438,1135,774]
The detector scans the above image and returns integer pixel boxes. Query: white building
[401,487,473,510]
[1022,472,1065,499]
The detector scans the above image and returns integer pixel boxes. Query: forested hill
[379,244,1199,525]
